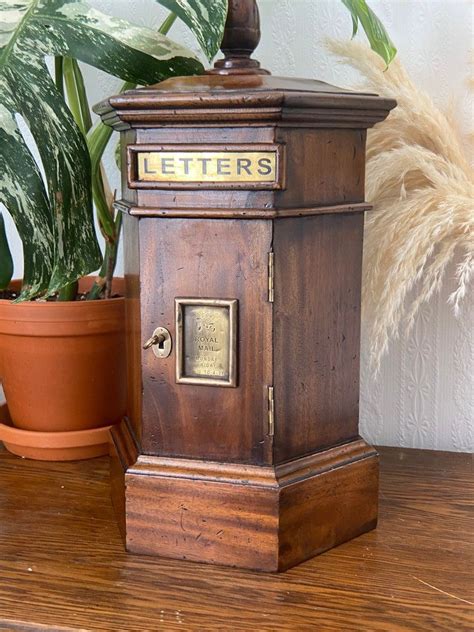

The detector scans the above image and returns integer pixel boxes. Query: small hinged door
[139,217,273,464]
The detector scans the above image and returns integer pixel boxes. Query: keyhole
[144,328,172,358]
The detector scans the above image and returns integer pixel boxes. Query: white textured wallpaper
[3,1,473,451]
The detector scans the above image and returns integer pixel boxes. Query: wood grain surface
[273,212,364,462]
[122,127,366,213]
[0,446,471,631]
[114,435,378,571]
[138,217,273,463]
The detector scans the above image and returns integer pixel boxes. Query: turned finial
[209,0,269,75]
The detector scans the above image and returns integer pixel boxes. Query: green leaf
[37,1,204,83]
[0,211,13,290]
[0,97,54,299]
[156,0,228,60]
[0,0,204,299]
[341,0,397,66]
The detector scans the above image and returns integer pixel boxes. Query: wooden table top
[0,445,472,631]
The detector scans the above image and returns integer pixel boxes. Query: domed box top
[96,72,395,130]
[95,0,395,129]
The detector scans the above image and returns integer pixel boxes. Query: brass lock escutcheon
[143,327,172,358]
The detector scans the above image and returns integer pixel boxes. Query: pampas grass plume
[327,40,473,371]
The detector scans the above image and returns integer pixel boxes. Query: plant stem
[158,11,178,35]
[63,57,87,136]
[93,168,115,239]
[106,209,122,298]
[54,57,64,97]
[58,280,78,301]
[71,59,93,133]
[87,210,122,300]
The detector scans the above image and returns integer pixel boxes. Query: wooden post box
[96,0,395,572]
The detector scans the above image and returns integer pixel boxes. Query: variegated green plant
[0,0,226,300]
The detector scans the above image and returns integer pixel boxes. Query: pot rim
[0,277,126,328]
[1,277,125,303]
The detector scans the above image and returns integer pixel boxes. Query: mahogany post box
[96,0,395,572]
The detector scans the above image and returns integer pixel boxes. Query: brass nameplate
[138,151,276,183]
[175,298,238,387]
[127,144,283,189]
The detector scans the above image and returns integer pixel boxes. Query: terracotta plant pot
[0,278,126,460]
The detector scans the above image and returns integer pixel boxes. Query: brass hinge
[268,251,274,303]
[267,386,275,436]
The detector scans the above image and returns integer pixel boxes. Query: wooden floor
[0,445,472,631]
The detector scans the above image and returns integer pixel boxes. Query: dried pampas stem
[327,40,473,371]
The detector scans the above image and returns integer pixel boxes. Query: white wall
[3,0,472,451]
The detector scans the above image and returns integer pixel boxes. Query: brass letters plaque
[127,144,283,189]
[138,151,276,183]
[175,298,238,387]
